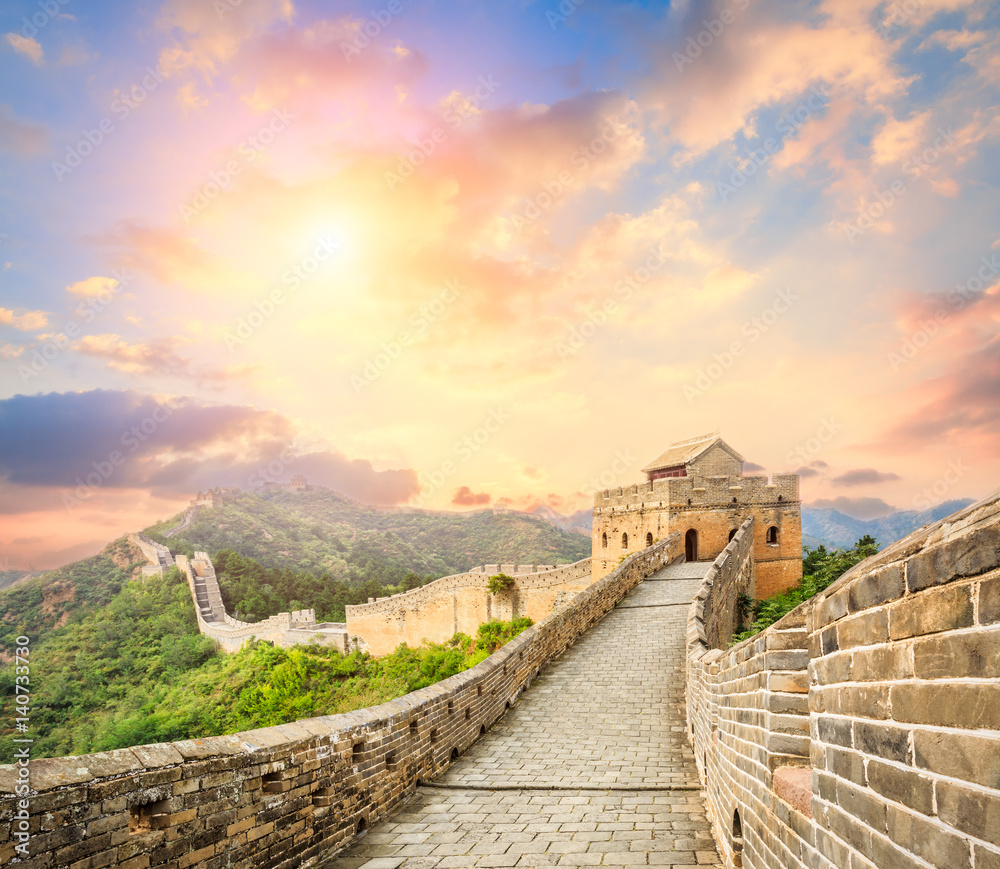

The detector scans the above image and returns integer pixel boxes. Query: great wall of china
[1,441,997,868]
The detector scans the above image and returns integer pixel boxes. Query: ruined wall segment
[0,534,683,869]
[687,490,1000,869]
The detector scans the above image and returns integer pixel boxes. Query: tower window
[601,532,607,548]
[766,526,779,545]
[622,533,628,549]
[728,529,737,542]
[646,532,653,546]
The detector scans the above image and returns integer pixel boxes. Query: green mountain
[144,488,591,584]
[0,537,145,651]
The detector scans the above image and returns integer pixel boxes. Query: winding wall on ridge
[0,534,683,869]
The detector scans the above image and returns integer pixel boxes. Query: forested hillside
[0,562,531,760]
[145,488,590,583]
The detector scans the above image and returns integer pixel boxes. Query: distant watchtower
[592,433,802,598]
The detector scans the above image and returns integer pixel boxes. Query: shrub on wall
[487,572,516,594]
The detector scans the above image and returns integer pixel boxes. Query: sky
[0,0,998,568]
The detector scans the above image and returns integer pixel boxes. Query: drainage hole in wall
[129,799,170,834]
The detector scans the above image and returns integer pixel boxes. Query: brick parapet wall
[0,533,682,869]
[594,474,800,511]
[345,560,597,655]
[346,559,592,621]
[687,490,1000,869]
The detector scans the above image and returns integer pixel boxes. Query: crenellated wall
[0,534,683,869]
[593,473,801,598]
[346,559,594,656]
[687,490,1000,869]
[172,550,349,654]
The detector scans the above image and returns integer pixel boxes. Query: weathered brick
[847,564,904,612]
[913,627,1000,678]
[981,575,1000,625]
[890,583,974,640]
[866,760,933,815]
[890,683,1000,729]
[937,780,1000,845]
[849,643,911,682]
[907,526,1000,592]
[854,721,910,765]
[886,803,972,869]
[836,608,888,649]
[912,729,1000,788]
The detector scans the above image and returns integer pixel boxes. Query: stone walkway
[319,562,722,868]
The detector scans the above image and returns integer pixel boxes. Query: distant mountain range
[800,500,975,551]
[524,499,978,553]
[144,488,591,582]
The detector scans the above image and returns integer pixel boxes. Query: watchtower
[591,433,802,598]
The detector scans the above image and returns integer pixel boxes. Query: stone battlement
[686,487,1000,869]
[594,473,799,510]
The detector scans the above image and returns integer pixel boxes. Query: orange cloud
[0,307,48,331]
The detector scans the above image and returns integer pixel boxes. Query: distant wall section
[346,560,594,656]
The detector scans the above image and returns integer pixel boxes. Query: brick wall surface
[345,560,594,656]
[687,489,1000,869]
[0,535,682,869]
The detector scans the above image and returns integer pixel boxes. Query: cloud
[4,33,43,65]
[646,0,912,156]
[810,496,898,519]
[452,486,491,506]
[743,461,766,472]
[0,389,419,506]
[0,307,48,331]
[832,468,902,486]
[66,276,121,298]
[72,333,245,384]
[0,104,47,156]
[794,465,821,478]
[156,0,295,78]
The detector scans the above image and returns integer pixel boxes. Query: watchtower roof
[641,433,745,473]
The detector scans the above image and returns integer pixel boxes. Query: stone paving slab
[319,564,721,869]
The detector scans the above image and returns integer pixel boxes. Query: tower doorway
[685,529,698,562]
